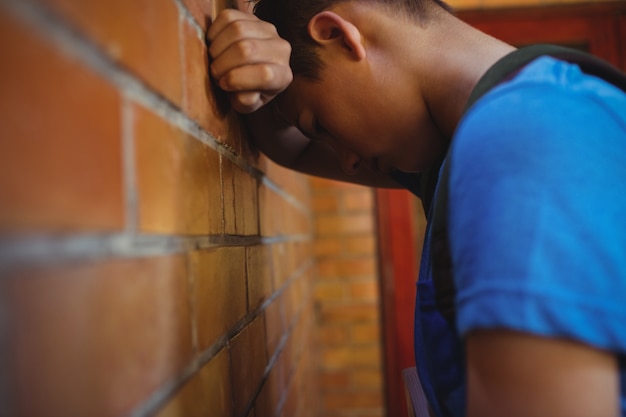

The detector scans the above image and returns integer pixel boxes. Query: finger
[208,18,276,61]
[231,91,262,114]
[210,37,291,80]
[207,9,257,44]
[217,63,293,94]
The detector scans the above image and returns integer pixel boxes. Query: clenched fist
[207,9,293,113]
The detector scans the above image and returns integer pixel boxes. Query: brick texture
[41,0,184,106]
[0,9,123,231]
[6,257,193,417]
[0,1,317,417]
[134,104,221,235]
[310,180,384,417]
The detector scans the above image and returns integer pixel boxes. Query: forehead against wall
[0,0,318,416]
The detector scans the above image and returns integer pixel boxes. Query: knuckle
[235,39,256,60]
[259,64,275,84]
[221,9,239,22]
[230,19,246,36]
[278,39,292,59]
[265,22,279,36]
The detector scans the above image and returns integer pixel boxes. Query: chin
[394,162,423,174]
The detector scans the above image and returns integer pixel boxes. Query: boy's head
[254,0,450,80]
[255,0,450,175]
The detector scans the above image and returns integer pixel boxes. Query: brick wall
[0,1,316,417]
[311,178,384,417]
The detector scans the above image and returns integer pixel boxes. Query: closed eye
[314,118,328,137]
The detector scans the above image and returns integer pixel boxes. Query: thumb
[231,91,262,114]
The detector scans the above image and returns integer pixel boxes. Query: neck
[416,11,516,138]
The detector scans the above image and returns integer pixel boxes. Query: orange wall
[0,1,316,416]
[311,178,384,417]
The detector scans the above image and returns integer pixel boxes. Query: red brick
[312,194,338,213]
[350,323,381,345]
[317,258,377,279]
[271,242,287,288]
[7,256,193,417]
[264,297,284,359]
[313,237,342,257]
[223,112,247,156]
[316,325,350,346]
[134,105,221,235]
[222,158,237,235]
[247,245,273,310]
[321,345,382,370]
[258,184,274,236]
[344,235,376,256]
[309,176,355,191]
[314,282,346,301]
[230,316,268,417]
[42,0,183,105]
[315,213,373,236]
[350,279,379,302]
[318,303,379,324]
[192,247,247,350]
[181,19,229,138]
[318,370,351,390]
[341,189,374,212]
[0,10,123,231]
[182,0,221,31]
[279,382,298,417]
[324,390,383,410]
[255,363,282,417]
[351,369,383,388]
[232,165,259,236]
[155,348,233,417]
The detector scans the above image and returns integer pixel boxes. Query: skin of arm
[466,329,619,417]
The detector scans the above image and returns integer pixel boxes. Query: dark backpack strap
[467,44,626,109]
[430,45,626,325]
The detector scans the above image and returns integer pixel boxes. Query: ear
[307,11,366,60]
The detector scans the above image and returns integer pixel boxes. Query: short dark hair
[254,0,450,80]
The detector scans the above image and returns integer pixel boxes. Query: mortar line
[172,0,204,40]
[122,98,139,233]
[237,269,313,417]
[0,234,312,271]
[128,259,314,417]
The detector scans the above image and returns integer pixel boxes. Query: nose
[339,149,362,175]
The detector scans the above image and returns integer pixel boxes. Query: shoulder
[451,56,626,186]
[445,58,626,351]
[457,57,625,148]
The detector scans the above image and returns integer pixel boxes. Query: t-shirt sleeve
[448,79,626,352]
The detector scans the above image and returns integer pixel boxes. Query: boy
[207,1,626,416]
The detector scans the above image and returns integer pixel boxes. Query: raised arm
[207,9,400,188]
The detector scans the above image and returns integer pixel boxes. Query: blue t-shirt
[413,56,626,416]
